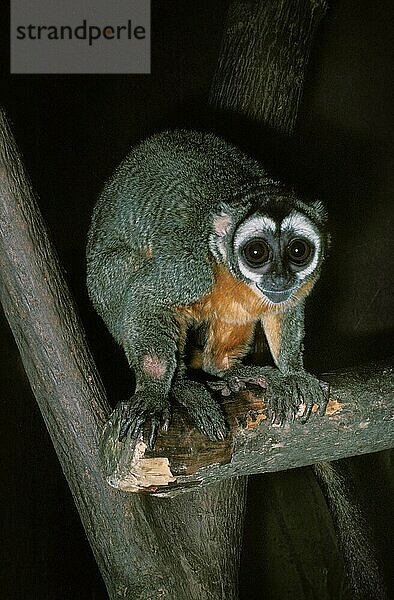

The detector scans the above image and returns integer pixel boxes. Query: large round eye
[242,238,270,267]
[287,238,313,265]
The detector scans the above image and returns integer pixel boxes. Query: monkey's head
[210,186,329,307]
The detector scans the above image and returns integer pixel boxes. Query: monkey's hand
[117,392,171,450]
[288,370,329,423]
[171,377,227,441]
[208,365,328,425]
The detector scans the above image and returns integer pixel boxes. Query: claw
[148,420,160,450]
[119,422,127,440]
[119,414,134,441]
[129,415,145,440]
[228,377,246,393]
[318,383,330,416]
[115,393,170,447]
[161,408,171,433]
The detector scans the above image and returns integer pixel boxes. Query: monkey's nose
[263,271,292,290]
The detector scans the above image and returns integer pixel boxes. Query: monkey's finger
[118,402,142,440]
[212,416,227,440]
[271,400,289,425]
[196,413,227,441]
[207,380,232,396]
[204,422,227,441]
[118,412,144,442]
[243,376,268,389]
[118,406,138,440]
[197,420,218,440]
[271,412,284,426]
[300,402,313,424]
[119,417,134,441]
[227,377,246,393]
[207,380,226,391]
[269,399,284,425]
[129,415,146,441]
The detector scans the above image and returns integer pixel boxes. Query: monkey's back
[86,130,268,329]
[89,130,267,249]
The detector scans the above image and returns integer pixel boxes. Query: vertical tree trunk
[207,1,327,598]
[210,0,327,134]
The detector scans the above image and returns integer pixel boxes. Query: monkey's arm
[261,303,327,422]
[262,303,306,373]
[88,240,228,447]
[114,301,178,448]
[109,295,227,447]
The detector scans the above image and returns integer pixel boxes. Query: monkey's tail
[312,461,388,600]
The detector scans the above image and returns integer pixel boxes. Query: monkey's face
[233,210,324,305]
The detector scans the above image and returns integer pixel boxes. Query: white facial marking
[233,210,323,293]
[234,215,276,247]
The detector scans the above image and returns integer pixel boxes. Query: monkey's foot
[116,392,171,450]
[208,366,328,425]
[171,378,227,441]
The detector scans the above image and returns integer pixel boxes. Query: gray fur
[87,132,383,599]
[314,462,388,599]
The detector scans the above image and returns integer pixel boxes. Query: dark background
[0,1,392,598]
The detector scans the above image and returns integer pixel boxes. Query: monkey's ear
[209,203,235,262]
[212,205,233,237]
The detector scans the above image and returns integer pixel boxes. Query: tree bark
[0,1,330,598]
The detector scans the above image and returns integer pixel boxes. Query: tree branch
[102,361,394,497]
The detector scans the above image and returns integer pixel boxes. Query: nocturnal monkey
[87,130,387,599]
[86,129,329,447]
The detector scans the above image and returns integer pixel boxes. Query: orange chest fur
[174,264,271,371]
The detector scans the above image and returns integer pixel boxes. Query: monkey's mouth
[258,287,295,303]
